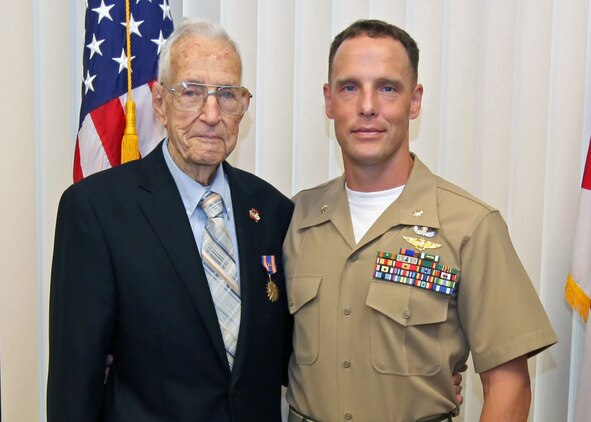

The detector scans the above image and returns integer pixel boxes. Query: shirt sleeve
[457,211,558,373]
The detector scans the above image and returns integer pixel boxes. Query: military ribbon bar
[373,250,459,295]
[262,255,277,276]
[261,255,279,302]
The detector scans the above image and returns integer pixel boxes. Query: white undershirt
[346,184,404,244]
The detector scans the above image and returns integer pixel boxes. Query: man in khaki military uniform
[284,19,557,422]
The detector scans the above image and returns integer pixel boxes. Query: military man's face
[323,35,422,171]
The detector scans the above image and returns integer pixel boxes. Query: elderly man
[48,18,293,421]
[284,19,557,422]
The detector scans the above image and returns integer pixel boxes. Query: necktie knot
[199,191,224,218]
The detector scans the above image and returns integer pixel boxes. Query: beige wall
[0,1,39,421]
[1,0,590,420]
[0,0,74,420]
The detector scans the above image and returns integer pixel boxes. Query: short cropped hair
[328,19,419,83]
[157,18,242,84]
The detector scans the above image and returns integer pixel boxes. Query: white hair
[157,18,242,84]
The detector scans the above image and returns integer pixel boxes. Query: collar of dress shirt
[161,139,233,220]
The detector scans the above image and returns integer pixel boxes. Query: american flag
[565,138,591,422]
[74,0,174,182]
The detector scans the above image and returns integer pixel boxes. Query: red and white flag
[565,138,591,422]
[74,0,173,181]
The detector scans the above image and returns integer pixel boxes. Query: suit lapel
[136,144,229,369]
[223,163,261,384]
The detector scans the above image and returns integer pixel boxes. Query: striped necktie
[199,191,241,369]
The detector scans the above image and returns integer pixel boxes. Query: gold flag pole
[121,0,140,163]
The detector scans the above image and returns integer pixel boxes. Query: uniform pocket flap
[366,282,449,326]
[287,275,323,315]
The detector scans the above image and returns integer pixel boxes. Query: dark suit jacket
[47,143,294,421]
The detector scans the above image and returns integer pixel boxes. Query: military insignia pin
[402,236,442,252]
[261,255,279,302]
[413,210,424,217]
[249,208,261,223]
[413,226,436,238]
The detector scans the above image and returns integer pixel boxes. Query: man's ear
[152,82,167,126]
[409,83,423,120]
[323,83,334,119]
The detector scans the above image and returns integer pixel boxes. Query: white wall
[0,0,589,420]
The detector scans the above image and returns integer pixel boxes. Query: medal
[261,255,279,302]
[266,280,279,302]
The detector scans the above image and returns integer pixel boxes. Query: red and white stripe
[74,82,165,182]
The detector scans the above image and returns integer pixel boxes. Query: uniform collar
[393,155,440,229]
[299,155,440,248]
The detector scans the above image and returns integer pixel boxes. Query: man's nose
[359,89,377,117]
[199,93,222,124]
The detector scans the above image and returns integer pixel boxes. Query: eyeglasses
[162,82,252,116]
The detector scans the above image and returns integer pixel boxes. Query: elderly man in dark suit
[47,18,293,421]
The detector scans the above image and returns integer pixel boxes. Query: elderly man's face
[153,35,243,182]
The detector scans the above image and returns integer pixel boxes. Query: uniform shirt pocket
[366,281,449,376]
[287,275,322,365]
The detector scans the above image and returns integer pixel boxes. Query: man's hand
[479,355,531,421]
[452,363,468,405]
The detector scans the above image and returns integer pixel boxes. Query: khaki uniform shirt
[284,156,557,422]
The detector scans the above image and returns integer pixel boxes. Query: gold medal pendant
[266,279,279,302]
[262,255,279,302]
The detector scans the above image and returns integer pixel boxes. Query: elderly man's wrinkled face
[153,35,244,182]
